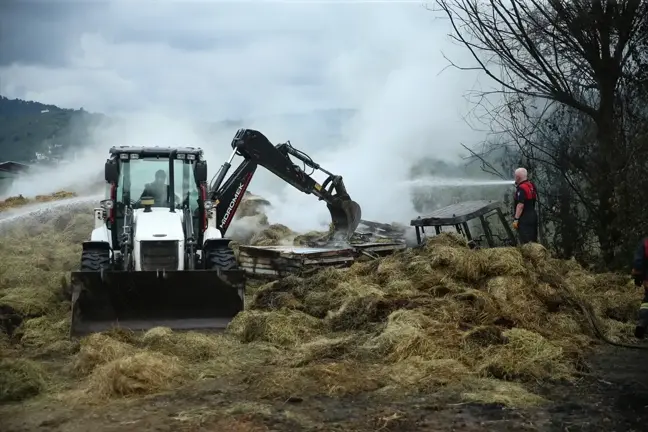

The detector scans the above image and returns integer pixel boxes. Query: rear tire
[205,247,238,271]
[80,250,111,271]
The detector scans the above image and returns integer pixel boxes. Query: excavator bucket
[327,199,362,240]
[69,269,245,336]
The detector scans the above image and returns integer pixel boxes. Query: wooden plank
[237,261,302,271]
[237,254,301,265]
[239,255,353,269]
[302,256,355,265]
[241,264,353,279]
[238,245,355,260]
[359,219,406,234]
[238,244,357,279]
[240,267,288,277]
[355,243,407,254]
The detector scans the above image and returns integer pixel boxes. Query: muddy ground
[2,344,647,432]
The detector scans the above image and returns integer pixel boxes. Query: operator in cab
[630,238,648,338]
[512,167,538,244]
[141,169,170,206]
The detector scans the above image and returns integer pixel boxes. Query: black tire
[206,247,238,271]
[80,250,111,271]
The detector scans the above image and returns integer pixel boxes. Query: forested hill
[0,96,358,164]
[0,96,106,163]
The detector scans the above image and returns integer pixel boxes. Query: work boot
[634,306,648,339]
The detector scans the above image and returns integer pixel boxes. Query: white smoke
[1,2,485,232]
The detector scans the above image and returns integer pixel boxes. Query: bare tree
[437,0,648,264]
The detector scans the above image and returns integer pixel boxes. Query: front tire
[205,247,238,271]
[80,250,111,271]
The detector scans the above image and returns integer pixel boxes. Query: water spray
[400,177,515,188]
[0,194,103,227]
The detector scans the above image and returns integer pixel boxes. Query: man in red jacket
[512,168,538,244]
[631,238,648,338]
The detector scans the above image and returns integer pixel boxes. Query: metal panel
[411,200,502,226]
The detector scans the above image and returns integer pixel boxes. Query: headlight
[100,199,114,209]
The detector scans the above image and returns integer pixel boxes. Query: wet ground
[2,345,647,432]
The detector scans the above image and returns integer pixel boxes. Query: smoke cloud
[1,1,487,232]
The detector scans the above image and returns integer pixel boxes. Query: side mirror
[105,161,119,183]
[194,161,207,183]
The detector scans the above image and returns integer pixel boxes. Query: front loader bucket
[328,199,362,240]
[69,269,245,337]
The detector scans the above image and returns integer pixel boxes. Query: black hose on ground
[559,282,648,351]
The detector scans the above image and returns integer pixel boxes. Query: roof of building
[0,161,31,173]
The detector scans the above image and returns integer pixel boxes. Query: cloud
[0,0,487,231]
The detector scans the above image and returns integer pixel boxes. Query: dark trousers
[518,222,538,244]
[635,287,648,337]
[639,287,648,320]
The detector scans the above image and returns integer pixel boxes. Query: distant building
[0,161,30,195]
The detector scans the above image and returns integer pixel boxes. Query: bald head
[514,168,528,185]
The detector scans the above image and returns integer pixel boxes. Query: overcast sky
[0,0,495,227]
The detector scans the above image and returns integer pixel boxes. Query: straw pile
[226,192,272,244]
[0,189,639,410]
[249,224,296,246]
[226,233,636,403]
[0,191,77,212]
[236,192,271,219]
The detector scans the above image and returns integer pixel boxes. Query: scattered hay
[425,232,469,248]
[236,192,271,218]
[85,351,187,398]
[460,377,546,408]
[0,282,64,316]
[476,328,574,382]
[73,333,136,375]
[247,361,385,399]
[172,409,271,432]
[364,310,448,362]
[139,327,236,363]
[102,327,138,345]
[424,245,485,282]
[0,195,29,211]
[0,191,77,212]
[293,230,328,245]
[34,191,77,202]
[251,276,306,311]
[233,236,635,401]
[291,334,365,366]
[324,291,387,332]
[480,247,528,277]
[0,358,47,402]
[520,242,550,266]
[462,325,507,347]
[18,315,76,356]
[227,309,324,346]
[249,224,295,246]
[198,340,281,380]
[387,356,471,390]
[0,192,640,410]
[0,331,12,355]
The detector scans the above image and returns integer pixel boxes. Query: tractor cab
[103,146,209,255]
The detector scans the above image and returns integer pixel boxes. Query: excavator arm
[208,128,362,240]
